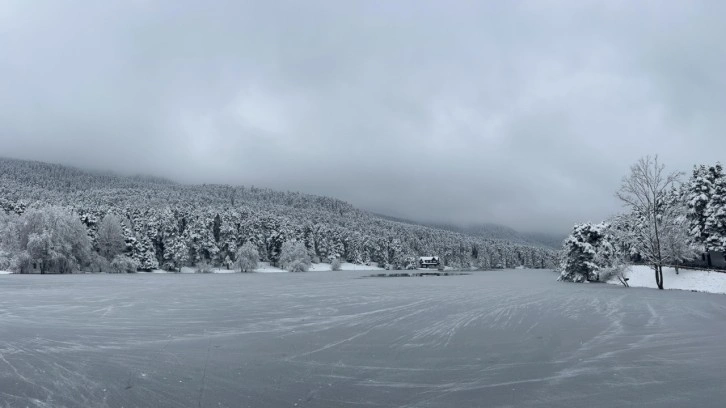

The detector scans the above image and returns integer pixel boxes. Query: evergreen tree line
[560,157,726,287]
[0,158,556,273]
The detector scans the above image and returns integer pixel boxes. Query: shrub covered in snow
[597,262,628,283]
[195,261,214,274]
[235,242,259,272]
[87,253,112,273]
[402,256,418,270]
[280,241,311,272]
[110,255,139,273]
[559,222,620,283]
[331,258,342,271]
[285,259,307,272]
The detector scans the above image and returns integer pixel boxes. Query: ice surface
[1,270,725,407]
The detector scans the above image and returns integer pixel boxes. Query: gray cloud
[2,0,726,234]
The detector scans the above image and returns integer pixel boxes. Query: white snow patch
[607,265,726,294]
[308,263,332,272]
[176,266,252,274]
[176,267,237,274]
[0,270,12,275]
[254,262,287,273]
[212,268,237,274]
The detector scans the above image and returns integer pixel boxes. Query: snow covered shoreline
[0,262,385,275]
[185,262,385,274]
[607,265,726,295]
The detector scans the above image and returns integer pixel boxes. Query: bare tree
[661,191,699,274]
[616,156,682,289]
[97,214,126,261]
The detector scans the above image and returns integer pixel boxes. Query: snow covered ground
[607,265,726,294]
[0,270,11,275]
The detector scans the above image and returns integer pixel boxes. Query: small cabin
[419,256,440,269]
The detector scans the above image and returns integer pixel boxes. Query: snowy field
[608,265,726,294]
[1,270,726,407]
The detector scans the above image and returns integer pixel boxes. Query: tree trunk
[652,206,664,290]
[653,265,660,289]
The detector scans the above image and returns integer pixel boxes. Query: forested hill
[0,158,357,215]
[426,223,564,249]
[372,214,564,249]
[0,157,556,271]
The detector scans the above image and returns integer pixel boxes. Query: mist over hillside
[374,214,564,249]
[0,157,557,271]
[431,223,565,249]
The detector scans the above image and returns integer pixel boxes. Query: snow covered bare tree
[11,207,92,273]
[616,156,681,289]
[661,189,699,273]
[235,242,259,272]
[0,212,19,270]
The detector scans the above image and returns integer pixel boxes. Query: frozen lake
[1,270,726,407]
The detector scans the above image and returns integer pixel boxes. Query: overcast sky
[2,1,725,234]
